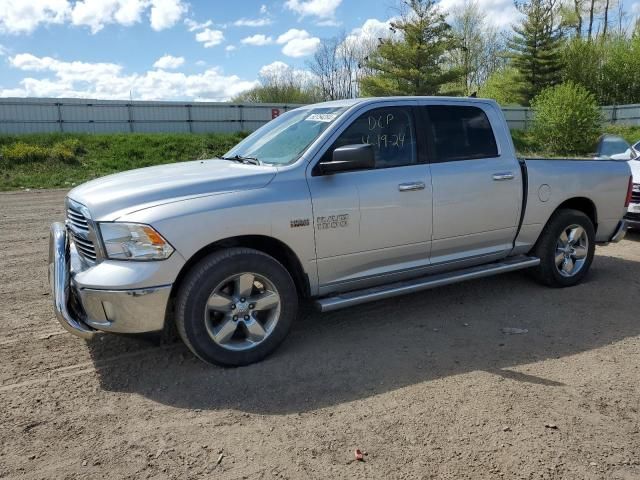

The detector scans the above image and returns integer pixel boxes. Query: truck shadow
[88,253,640,415]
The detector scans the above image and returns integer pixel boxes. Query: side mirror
[319,144,375,175]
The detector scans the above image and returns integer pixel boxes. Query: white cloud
[276,28,320,57]
[70,0,147,33]
[284,0,342,19]
[187,18,225,48]
[153,54,185,69]
[350,18,394,39]
[233,17,272,27]
[259,61,290,78]
[281,37,320,57]
[10,53,123,81]
[0,44,8,56]
[0,0,70,35]
[149,0,186,31]
[4,52,259,101]
[241,34,273,46]
[260,4,268,14]
[184,18,212,31]
[225,45,236,52]
[0,0,185,35]
[276,29,308,44]
[195,28,225,47]
[259,60,316,84]
[438,0,520,28]
[344,18,397,48]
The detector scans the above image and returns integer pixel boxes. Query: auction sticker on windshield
[306,113,338,122]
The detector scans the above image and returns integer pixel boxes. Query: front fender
[120,178,318,294]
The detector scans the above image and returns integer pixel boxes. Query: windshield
[224,105,349,165]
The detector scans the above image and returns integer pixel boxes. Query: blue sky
[0,0,637,101]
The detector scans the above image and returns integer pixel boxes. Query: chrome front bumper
[48,222,171,338]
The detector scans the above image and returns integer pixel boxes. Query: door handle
[492,172,514,181]
[398,182,426,192]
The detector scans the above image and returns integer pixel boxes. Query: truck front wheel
[532,209,596,287]
[175,248,298,366]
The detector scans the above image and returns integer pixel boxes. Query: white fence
[0,98,301,134]
[0,97,639,134]
[504,104,640,130]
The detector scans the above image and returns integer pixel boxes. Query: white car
[595,135,639,230]
[626,156,640,229]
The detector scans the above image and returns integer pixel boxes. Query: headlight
[99,223,174,260]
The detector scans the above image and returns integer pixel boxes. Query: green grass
[2,126,639,191]
[510,129,538,156]
[0,132,247,191]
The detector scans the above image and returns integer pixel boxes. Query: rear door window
[426,105,498,162]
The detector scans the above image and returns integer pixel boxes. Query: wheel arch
[169,235,310,310]
[529,197,598,255]
[552,197,598,230]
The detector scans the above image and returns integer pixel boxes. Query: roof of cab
[305,96,499,109]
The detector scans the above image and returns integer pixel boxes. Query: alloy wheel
[555,224,589,277]
[204,272,281,351]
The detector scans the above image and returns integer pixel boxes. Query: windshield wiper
[218,155,261,165]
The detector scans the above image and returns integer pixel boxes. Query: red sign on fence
[271,108,280,119]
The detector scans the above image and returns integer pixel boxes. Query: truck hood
[68,159,277,220]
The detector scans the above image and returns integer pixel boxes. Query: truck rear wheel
[175,248,298,366]
[532,209,595,287]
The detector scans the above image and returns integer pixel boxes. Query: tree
[508,0,563,104]
[561,37,602,97]
[449,0,505,95]
[599,35,640,104]
[530,81,602,155]
[602,0,610,37]
[478,67,527,105]
[614,1,631,36]
[233,63,319,104]
[557,0,585,37]
[561,35,640,105]
[587,0,597,38]
[307,32,376,101]
[359,0,462,96]
[572,0,585,36]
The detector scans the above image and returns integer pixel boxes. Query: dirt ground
[1,189,639,480]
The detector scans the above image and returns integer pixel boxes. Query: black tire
[175,248,298,366]
[532,209,596,288]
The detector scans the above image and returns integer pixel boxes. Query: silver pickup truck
[49,97,633,366]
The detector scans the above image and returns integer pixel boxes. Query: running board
[315,256,540,312]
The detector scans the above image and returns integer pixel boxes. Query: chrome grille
[631,189,640,204]
[66,201,97,262]
[66,207,89,231]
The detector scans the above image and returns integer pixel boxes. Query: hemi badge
[290,218,310,228]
